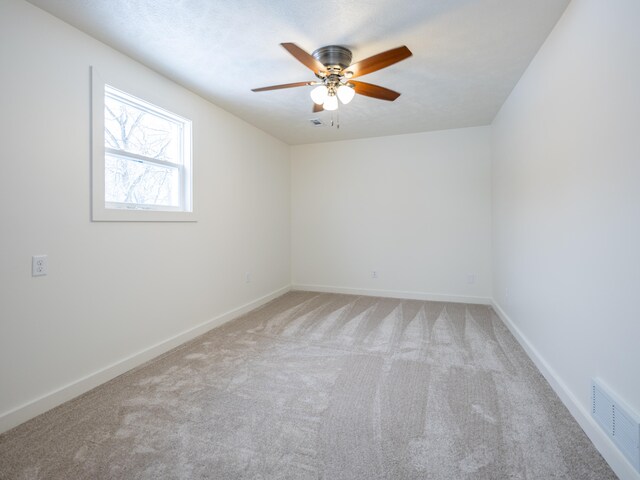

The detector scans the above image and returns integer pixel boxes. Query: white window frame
[91,67,196,222]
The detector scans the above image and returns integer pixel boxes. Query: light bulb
[323,94,338,111]
[310,85,328,105]
[337,84,355,104]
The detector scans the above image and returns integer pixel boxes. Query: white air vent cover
[592,378,640,472]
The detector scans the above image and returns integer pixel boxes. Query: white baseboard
[491,300,640,480]
[0,285,291,435]
[292,283,492,305]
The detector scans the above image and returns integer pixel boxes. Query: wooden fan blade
[347,46,412,79]
[313,103,324,113]
[350,81,401,101]
[281,43,326,74]
[252,81,312,92]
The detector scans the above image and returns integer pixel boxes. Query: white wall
[292,127,492,303]
[0,0,290,431]
[492,0,640,477]
[4,2,637,476]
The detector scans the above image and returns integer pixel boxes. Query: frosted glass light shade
[310,85,328,105]
[323,94,338,111]
[337,84,355,104]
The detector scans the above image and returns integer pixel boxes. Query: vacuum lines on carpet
[0,292,616,479]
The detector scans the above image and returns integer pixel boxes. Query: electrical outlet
[245,272,251,284]
[371,270,378,279]
[467,273,476,285]
[32,255,48,276]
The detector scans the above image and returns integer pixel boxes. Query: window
[91,68,194,221]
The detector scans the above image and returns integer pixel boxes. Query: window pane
[105,154,180,207]
[104,94,181,164]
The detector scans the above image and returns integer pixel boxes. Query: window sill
[92,207,197,222]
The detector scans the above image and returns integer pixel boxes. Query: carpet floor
[0,292,616,479]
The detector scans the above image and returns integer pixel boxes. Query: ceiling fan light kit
[310,85,328,105]
[252,42,412,116]
[337,84,355,104]
[323,94,339,111]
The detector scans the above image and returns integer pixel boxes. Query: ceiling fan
[252,43,412,112]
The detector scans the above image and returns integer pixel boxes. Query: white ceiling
[27,0,569,145]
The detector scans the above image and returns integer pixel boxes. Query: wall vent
[592,378,640,472]
[309,118,324,127]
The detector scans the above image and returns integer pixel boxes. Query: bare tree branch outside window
[104,94,181,207]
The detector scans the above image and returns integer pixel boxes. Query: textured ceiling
[27,0,569,145]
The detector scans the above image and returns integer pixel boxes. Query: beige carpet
[0,292,616,479]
